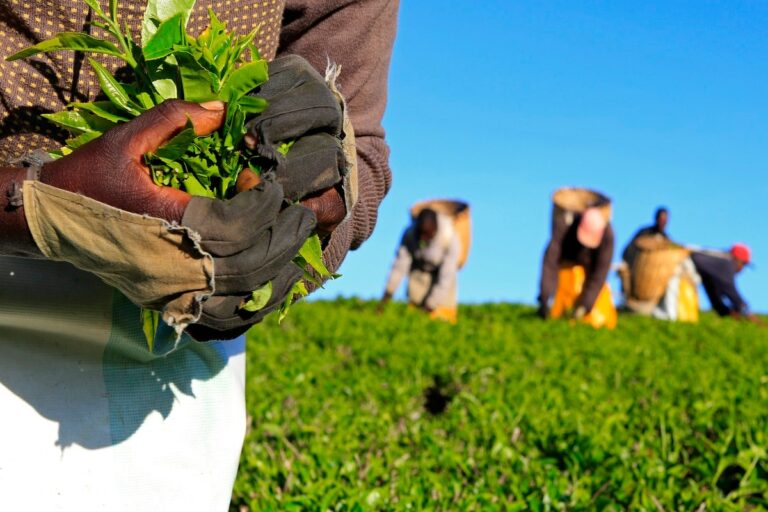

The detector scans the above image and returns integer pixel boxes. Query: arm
[578,225,615,312]
[383,231,413,299]
[424,235,460,311]
[278,0,398,272]
[538,216,567,307]
[718,276,750,317]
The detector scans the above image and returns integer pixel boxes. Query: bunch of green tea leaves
[7,0,333,346]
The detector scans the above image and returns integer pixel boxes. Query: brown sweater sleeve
[538,216,567,305]
[278,0,398,273]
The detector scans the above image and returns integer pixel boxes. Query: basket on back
[411,199,471,269]
[629,235,690,302]
[551,187,612,232]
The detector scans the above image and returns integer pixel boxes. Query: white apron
[0,257,246,511]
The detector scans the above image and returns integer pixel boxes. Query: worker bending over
[381,208,460,323]
[691,243,761,324]
[538,207,616,328]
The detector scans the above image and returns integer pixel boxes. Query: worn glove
[182,178,315,341]
[246,55,355,233]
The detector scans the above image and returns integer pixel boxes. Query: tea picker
[380,199,471,323]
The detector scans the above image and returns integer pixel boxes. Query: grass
[231,299,768,511]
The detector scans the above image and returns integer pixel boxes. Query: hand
[572,306,587,320]
[537,302,550,320]
[245,55,347,235]
[376,292,392,315]
[39,99,226,223]
[182,177,316,341]
[237,169,345,237]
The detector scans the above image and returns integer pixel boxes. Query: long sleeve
[538,217,567,305]
[425,235,460,311]
[384,232,413,296]
[578,225,615,312]
[278,0,398,273]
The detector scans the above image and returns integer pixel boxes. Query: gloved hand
[245,54,350,235]
[182,177,316,341]
[537,301,550,320]
[22,99,315,333]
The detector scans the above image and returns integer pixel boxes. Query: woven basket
[411,199,471,269]
[630,236,690,302]
[551,187,612,232]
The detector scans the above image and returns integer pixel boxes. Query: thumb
[126,99,226,155]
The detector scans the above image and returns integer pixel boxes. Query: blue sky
[315,1,768,313]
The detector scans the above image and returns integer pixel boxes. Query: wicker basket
[551,187,612,232]
[630,236,690,302]
[411,199,471,269]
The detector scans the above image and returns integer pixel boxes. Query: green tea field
[232,300,768,511]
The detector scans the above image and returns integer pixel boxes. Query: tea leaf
[219,60,268,102]
[154,118,196,160]
[299,234,331,278]
[69,101,132,123]
[141,308,160,352]
[88,58,142,115]
[241,281,273,312]
[175,50,217,101]
[5,33,123,61]
[142,0,196,44]
[143,13,185,60]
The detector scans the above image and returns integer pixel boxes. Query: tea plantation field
[232,300,768,511]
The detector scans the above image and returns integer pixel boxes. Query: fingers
[276,133,344,201]
[126,99,226,155]
[182,178,285,256]
[236,169,262,193]
[301,187,346,235]
[214,204,315,294]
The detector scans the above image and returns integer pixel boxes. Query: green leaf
[182,174,215,197]
[88,58,142,115]
[141,308,159,352]
[109,0,118,23]
[142,0,196,45]
[174,50,217,101]
[143,13,185,60]
[42,110,97,134]
[239,95,268,114]
[6,33,123,61]
[69,101,132,123]
[153,118,196,160]
[218,60,268,102]
[241,281,273,312]
[299,234,332,278]
[66,130,102,149]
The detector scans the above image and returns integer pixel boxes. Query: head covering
[730,243,752,265]
[577,207,607,249]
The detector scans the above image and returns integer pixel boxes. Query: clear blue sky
[314,1,768,312]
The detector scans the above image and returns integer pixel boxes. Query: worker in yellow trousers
[538,207,617,329]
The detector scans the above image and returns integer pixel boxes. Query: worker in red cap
[690,243,760,322]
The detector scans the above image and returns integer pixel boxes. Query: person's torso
[560,220,611,270]
[405,215,455,273]
[0,0,286,162]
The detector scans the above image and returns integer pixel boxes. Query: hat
[730,243,752,265]
[577,207,607,249]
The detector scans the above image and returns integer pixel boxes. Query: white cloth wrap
[0,257,246,512]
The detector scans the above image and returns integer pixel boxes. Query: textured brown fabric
[279,0,397,272]
[0,0,285,162]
